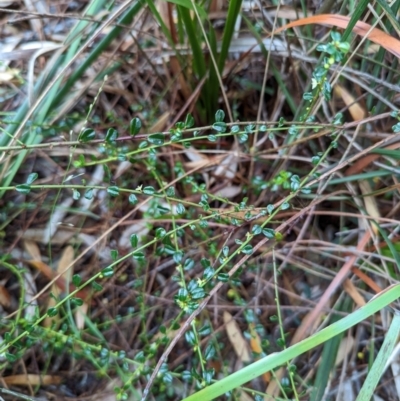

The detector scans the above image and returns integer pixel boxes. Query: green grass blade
[371,148,400,159]
[309,298,353,401]
[182,284,400,401]
[342,0,370,41]
[217,0,243,73]
[356,312,400,401]
[373,222,400,271]
[177,6,207,78]
[54,0,145,107]
[164,0,207,19]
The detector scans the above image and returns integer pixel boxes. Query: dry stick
[140,192,341,401]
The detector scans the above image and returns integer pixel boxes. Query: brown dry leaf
[75,300,88,330]
[0,284,11,308]
[343,279,366,307]
[273,14,400,59]
[351,267,382,294]
[248,323,271,384]
[150,111,170,132]
[44,246,74,327]
[344,141,400,177]
[23,239,41,261]
[19,228,75,245]
[335,335,355,366]
[223,311,251,362]
[214,185,242,199]
[333,85,365,121]
[56,245,74,280]
[265,367,285,400]
[214,151,239,181]
[358,181,380,235]
[28,260,90,301]
[3,374,62,386]
[282,272,300,306]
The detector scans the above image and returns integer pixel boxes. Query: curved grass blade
[182,284,400,401]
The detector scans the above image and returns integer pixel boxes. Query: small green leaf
[79,128,95,142]
[143,186,155,195]
[176,203,186,215]
[241,244,253,255]
[47,307,58,317]
[215,109,225,122]
[239,133,248,143]
[26,172,38,185]
[288,125,298,136]
[6,353,17,363]
[217,273,229,282]
[130,117,142,136]
[281,202,290,210]
[392,122,400,133]
[208,134,217,142]
[16,184,31,194]
[129,194,138,205]
[133,252,145,261]
[212,122,227,133]
[311,155,320,165]
[262,228,275,239]
[252,225,262,235]
[185,114,194,128]
[130,234,138,248]
[72,188,80,200]
[184,258,195,271]
[72,274,81,286]
[166,187,175,196]
[231,125,240,133]
[110,249,118,260]
[107,186,119,197]
[71,297,84,306]
[303,92,313,101]
[155,228,166,239]
[338,41,350,54]
[148,133,165,145]
[92,281,103,291]
[266,204,274,214]
[101,266,114,278]
[85,188,94,200]
[105,128,118,143]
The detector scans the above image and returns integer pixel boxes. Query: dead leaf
[249,323,271,384]
[23,239,41,261]
[3,374,61,385]
[223,311,251,362]
[334,85,365,121]
[0,285,11,308]
[273,14,400,59]
[359,181,380,235]
[343,279,366,307]
[335,336,355,366]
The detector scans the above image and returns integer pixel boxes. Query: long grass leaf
[356,313,400,401]
[217,0,243,73]
[182,284,400,401]
[341,0,370,41]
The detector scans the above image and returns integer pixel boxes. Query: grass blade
[182,284,400,401]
